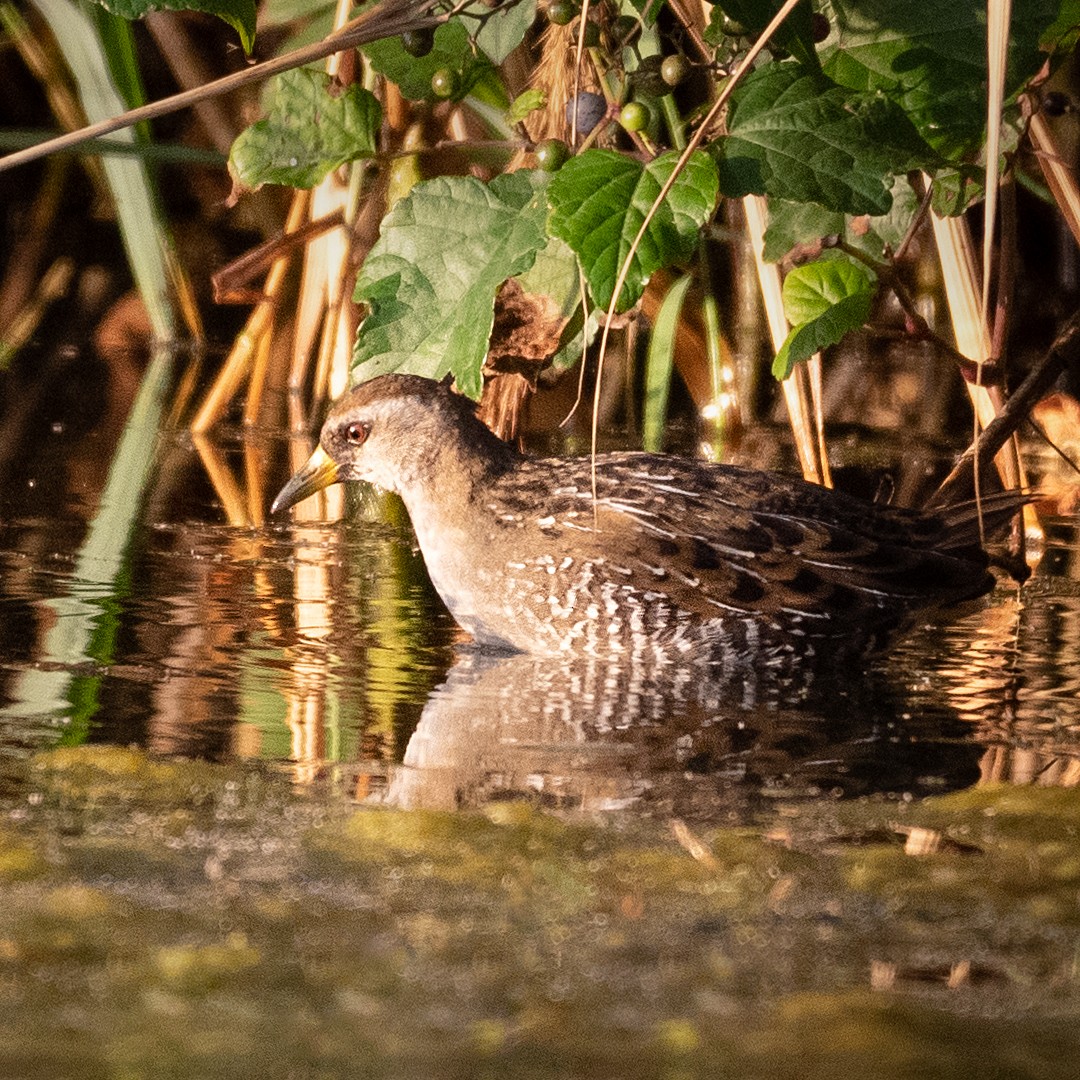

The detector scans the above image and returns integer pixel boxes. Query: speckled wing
[492,454,995,637]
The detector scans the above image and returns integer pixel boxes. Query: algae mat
[0,745,1076,1079]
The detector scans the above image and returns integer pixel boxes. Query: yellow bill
[270,445,341,514]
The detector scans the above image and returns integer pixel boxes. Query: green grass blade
[2,345,174,734]
[30,0,176,339]
[643,274,692,452]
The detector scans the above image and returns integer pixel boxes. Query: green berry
[546,0,578,26]
[619,101,649,133]
[535,138,570,172]
[581,19,601,47]
[660,54,689,87]
[431,68,458,99]
[400,28,434,58]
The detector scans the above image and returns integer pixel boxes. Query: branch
[929,307,1080,506]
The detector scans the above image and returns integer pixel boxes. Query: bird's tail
[934,490,1035,582]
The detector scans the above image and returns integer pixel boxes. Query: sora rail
[273,374,1018,664]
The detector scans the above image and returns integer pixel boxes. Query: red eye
[345,422,370,445]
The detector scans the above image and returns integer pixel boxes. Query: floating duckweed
[0,834,45,881]
[155,932,261,993]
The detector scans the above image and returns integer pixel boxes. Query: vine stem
[588,0,806,508]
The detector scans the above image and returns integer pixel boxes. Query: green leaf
[763,176,920,262]
[643,274,693,452]
[820,0,1059,158]
[763,201,845,263]
[623,0,662,25]
[458,0,537,63]
[90,0,257,53]
[509,88,546,124]
[547,149,719,312]
[228,68,380,194]
[930,166,985,218]
[513,234,581,324]
[773,257,875,378]
[353,171,551,400]
[363,18,493,102]
[929,122,1017,216]
[1042,0,1080,52]
[715,63,937,216]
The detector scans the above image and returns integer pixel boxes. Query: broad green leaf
[353,171,550,400]
[459,0,537,63]
[773,257,875,378]
[821,0,1059,158]
[763,201,845,263]
[928,125,1015,216]
[228,68,380,194]
[715,63,937,216]
[363,18,493,102]
[643,274,693,452]
[90,0,256,53]
[763,176,919,262]
[547,149,719,312]
[930,167,985,218]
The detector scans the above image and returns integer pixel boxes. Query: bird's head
[271,374,509,514]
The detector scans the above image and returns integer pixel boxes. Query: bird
[272,374,1023,666]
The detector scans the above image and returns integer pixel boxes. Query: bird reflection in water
[376,648,982,820]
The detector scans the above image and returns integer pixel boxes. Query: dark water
[0,417,1079,1077]
[2,423,1078,809]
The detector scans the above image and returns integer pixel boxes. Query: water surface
[0,419,1078,1077]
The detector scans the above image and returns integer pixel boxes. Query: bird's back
[455,451,1010,660]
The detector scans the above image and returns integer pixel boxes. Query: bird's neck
[391,409,519,517]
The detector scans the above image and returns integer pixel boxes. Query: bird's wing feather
[494,455,992,629]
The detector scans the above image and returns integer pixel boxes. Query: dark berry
[811,13,830,42]
[566,91,606,135]
[400,28,434,58]
[546,0,577,26]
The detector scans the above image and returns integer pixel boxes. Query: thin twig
[929,308,1080,506]
[0,0,445,173]
[588,0,807,506]
[892,178,933,264]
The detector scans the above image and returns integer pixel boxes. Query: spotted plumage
[272,374,1020,664]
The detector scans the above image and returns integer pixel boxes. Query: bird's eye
[345,421,370,445]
